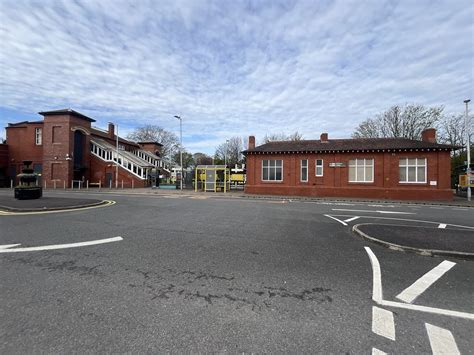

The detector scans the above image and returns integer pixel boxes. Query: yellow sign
[459,174,474,188]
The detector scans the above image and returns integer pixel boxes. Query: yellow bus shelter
[195,165,230,192]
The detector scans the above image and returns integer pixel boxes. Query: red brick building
[243,129,456,200]
[4,109,167,188]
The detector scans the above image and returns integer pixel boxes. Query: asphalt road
[1,190,473,353]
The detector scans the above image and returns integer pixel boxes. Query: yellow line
[0,200,116,216]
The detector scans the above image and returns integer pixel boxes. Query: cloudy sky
[0,0,472,154]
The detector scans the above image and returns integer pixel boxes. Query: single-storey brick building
[4,109,167,188]
[243,129,456,200]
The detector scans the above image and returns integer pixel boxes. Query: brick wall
[245,151,453,200]
[89,155,149,188]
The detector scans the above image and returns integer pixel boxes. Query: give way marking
[0,236,123,253]
[365,247,469,355]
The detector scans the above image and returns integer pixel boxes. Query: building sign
[329,162,346,168]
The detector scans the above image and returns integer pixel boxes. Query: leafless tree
[193,152,213,165]
[127,124,179,160]
[214,136,244,166]
[353,104,444,140]
[262,131,304,143]
[438,114,474,155]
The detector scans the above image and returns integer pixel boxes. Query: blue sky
[0,0,473,154]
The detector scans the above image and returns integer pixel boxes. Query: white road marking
[368,204,395,208]
[0,244,21,249]
[332,208,415,215]
[425,323,460,355]
[323,214,348,226]
[344,216,360,223]
[364,247,383,302]
[372,348,388,355]
[0,237,123,253]
[372,306,396,341]
[438,223,447,229]
[364,247,474,320]
[396,261,456,304]
[333,214,474,230]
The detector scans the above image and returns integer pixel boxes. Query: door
[105,173,113,188]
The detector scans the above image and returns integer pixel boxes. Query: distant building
[243,129,457,200]
[3,109,169,188]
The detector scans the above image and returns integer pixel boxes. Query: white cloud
[0,0,472,154]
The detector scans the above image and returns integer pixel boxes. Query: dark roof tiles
[245,138,456,154]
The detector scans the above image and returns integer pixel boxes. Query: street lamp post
[464,99,471,201]
[115,123,119,189]
[224,139,229,193]
[174,115,183,191]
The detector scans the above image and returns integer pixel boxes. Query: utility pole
[464,99,471,201]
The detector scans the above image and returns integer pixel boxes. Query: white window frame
[300,159,308,182]
[315,159,323,177]
[261,159,283,182]
[35,128,42,145]
[399,158,427,183]
[348,158,374,183]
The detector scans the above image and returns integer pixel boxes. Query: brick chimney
[421,128,436,143]
[320,133,328,143]
[108,122,115,139]
[248,136,255,150]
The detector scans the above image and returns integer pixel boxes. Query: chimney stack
[108,122,115,139]
[248,136,255,150]
[421,128,436,143]
[320,133,328,142]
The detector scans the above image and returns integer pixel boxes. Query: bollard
[132,180,134,189]
[86,180,89,189]
[121,180,123,189]
[10,179,13,189]
[44,180,47,190]
[109,180,112,189]
[71,180,74,189]
[99,180,101,190]
[53,180,57,189]
[64,180,66,190]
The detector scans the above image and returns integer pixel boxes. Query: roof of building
[7,120,44,127]
[90,127,139,147]
[38,108,96,122]
[138,141,164,146]
[244,137,457,154]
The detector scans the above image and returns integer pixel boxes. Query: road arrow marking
[333,209,415,215]
[396,260,456,303]
[425,323,460,355]
[0,237,123,253]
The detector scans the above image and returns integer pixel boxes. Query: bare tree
[193,152,213,166]
[262,131,304,143]
[127,124,179,160]
[353,104,444,140]
[214,136,243,166]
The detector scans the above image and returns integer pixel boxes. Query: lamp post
[115,123,119,189]
[464,99,471,201]
[224,139,229,193]
[174,115,183,191]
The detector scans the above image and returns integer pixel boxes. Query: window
[262,159,283,181]
[349,159,374,183]
[301,159,308,182]
[35,128,42,145]
[316,159,323,176]
[399,158,426,183]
